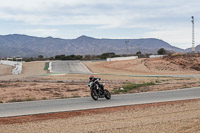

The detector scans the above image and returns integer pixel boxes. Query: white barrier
[48,62,52,72]
[107,56,138,62]
[149,55,165,58]
[0,60,22,75]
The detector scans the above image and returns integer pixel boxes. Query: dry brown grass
[0,77,200,103]
[0,81,122,103]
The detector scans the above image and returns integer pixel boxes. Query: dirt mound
[85,55,200,75]
[164,54,200,71]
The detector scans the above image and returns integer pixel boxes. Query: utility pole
[93,46,96,59]
[131,45,134,55]
[125,40,129,55]
[191,16,195,53]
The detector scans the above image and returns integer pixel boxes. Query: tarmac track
[0,87,200,117]
[47,61,200,78]
[50,61,91,74]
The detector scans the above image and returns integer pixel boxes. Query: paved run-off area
[50,61,91,74]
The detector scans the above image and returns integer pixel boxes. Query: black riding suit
[89,78,104,94]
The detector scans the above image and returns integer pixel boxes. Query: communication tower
[191,16,195,53]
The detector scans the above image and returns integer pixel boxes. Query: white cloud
[0,0,199,27]
[144,26,200,49]
[18,28,59,37]
[0,0,125,12]
[0,0,200,48]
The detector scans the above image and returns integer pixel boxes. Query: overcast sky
[0,0,200,49]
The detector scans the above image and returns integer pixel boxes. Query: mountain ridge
[0,34,192,57]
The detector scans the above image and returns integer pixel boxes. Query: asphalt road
[50,61,91,74]
[0,87,200,118]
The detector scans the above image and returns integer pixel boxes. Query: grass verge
[8,98,36,103]
[113,82,156,94]
[71,95,81,98]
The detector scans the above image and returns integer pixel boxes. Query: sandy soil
[0,64,12,76]
[0,55,199,103]
[0,62,47,81]
[0,99,200,133]
[84,55,200,75]
[0,77,199,103]
[1,55,200,81]
[0,56,200,132]
[44,73,171,82]
[0,81,122,103]
[164,54,200,71]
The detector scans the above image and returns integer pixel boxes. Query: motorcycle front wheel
[104,89,111,100]
[91,90,98,100]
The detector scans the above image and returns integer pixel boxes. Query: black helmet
[89,75,94,80]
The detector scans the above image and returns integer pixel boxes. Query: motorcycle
[88,78,111,100]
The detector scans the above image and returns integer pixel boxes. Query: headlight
[88,82,93,87]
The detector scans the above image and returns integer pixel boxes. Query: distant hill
[185,44,200,53]
[0,34,185,57]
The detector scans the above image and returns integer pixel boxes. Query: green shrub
[113,82,155,94]
[8,97,36,103]
[71,95,81,98]
[42,97,47,100]
[57,81,64,83]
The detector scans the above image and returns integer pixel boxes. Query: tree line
[22,48,169,62]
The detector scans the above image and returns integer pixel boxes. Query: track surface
[51,61,91,74]
[0,87,200,118]
[48,61,200,78]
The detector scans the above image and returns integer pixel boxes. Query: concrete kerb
[48,62,52,73]
[0,60,22,75]
[107,56,138,62]
[80,62,92,74]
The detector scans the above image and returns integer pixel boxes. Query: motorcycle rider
[89,75,104,94]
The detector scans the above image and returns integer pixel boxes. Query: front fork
[91,87,98,96]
